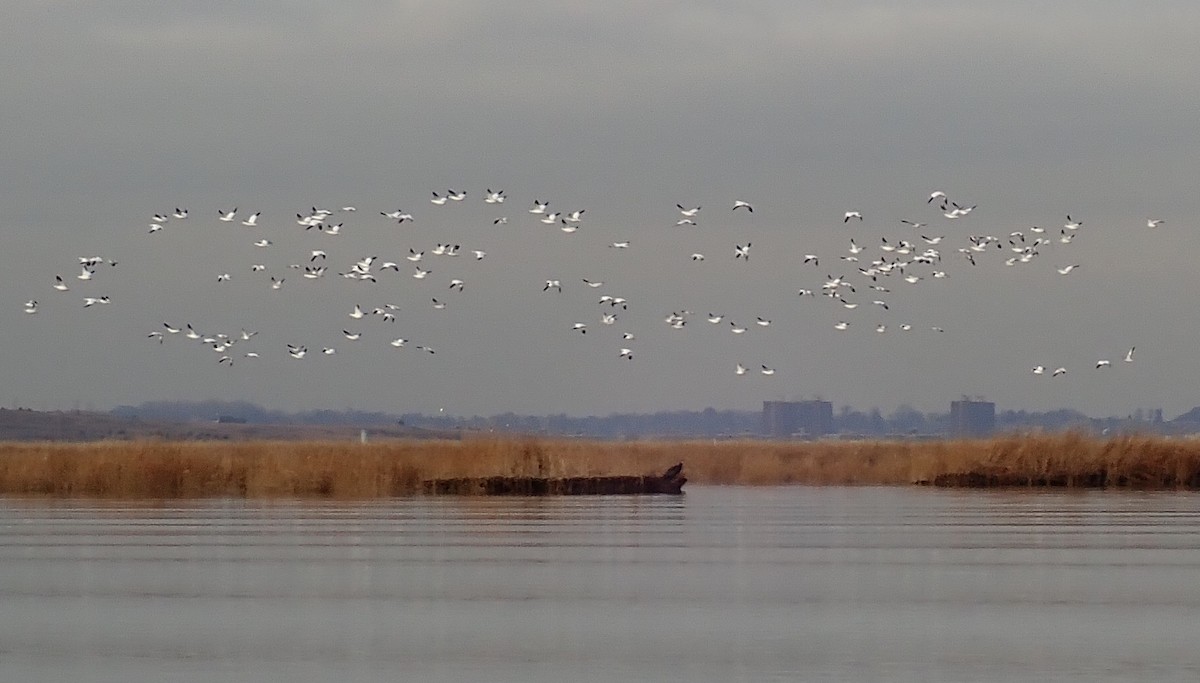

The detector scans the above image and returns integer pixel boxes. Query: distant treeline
[110,400,1179,438]
[112,401,401,427]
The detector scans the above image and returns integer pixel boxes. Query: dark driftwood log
[928,468,1200,489]
[423,464,687,496]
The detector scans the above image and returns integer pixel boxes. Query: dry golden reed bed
[0,433,1198,498]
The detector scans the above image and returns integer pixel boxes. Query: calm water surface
[2,487,1199,682]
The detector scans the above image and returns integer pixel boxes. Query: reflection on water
[2,488,1200,682]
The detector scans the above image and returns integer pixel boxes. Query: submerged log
[928,468,1184,489]
[423,464,687,496]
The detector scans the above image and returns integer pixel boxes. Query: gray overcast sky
[4,1,1200,418]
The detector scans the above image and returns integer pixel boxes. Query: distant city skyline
[3,2,1199,418]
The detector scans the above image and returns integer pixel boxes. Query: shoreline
[0,433,1198,498]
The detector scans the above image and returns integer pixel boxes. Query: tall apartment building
[762,400,834,438]
[950,399,995,437]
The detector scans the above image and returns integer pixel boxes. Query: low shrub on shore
[0,433,1197,498]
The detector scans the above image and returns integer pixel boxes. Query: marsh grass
[1,432,1198,498]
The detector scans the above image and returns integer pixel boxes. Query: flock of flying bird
[20,188,1155,386]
